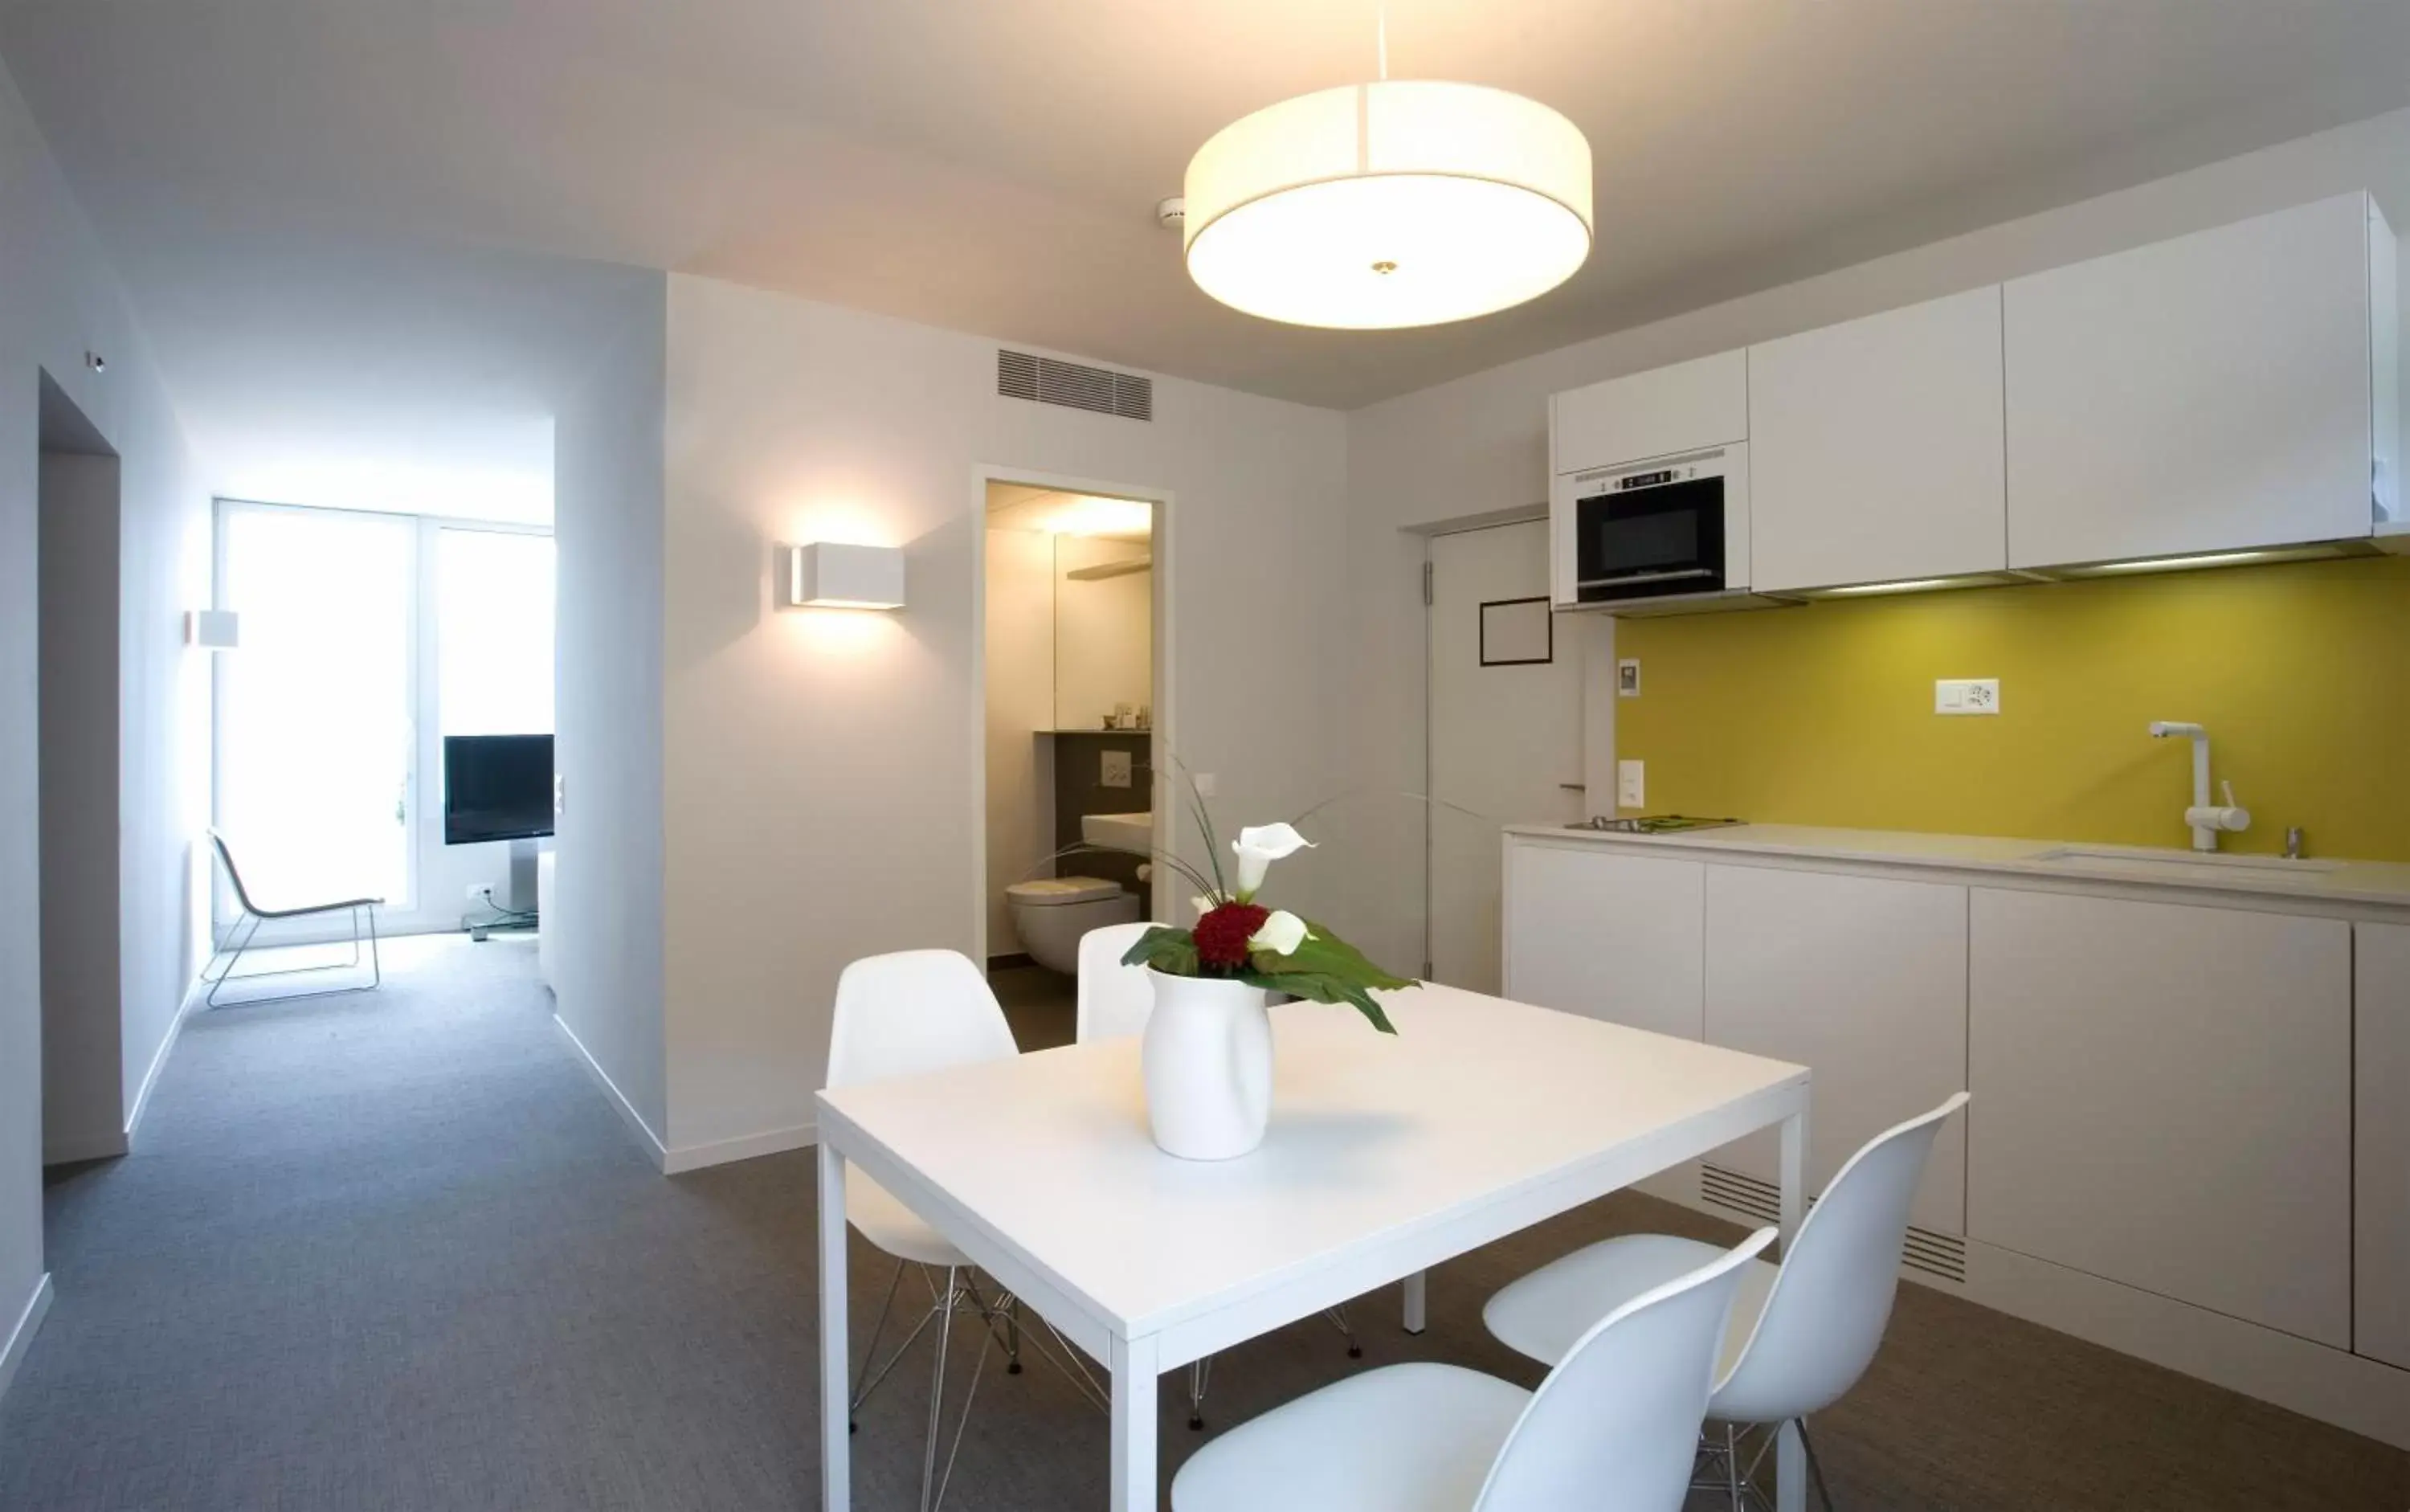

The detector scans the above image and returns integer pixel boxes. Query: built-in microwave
[1571,444,1748,604]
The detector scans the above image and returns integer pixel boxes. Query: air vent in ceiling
[1697,1163,1968,1285]
[998,349,1153,421]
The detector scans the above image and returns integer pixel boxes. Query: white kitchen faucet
[2147,720,2250,852]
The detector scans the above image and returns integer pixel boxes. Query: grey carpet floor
[2,934,2403,1510]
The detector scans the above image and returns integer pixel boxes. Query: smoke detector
[1155,196,1186,231]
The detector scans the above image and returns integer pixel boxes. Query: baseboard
[0,1274,53,1403]
[121,971,205,1150]
[1963,1236,2410,1451]
[662,1122,819,1175]
[550,1014,669,1169]
[42,1129,129,1166]
[986,952,1033,972]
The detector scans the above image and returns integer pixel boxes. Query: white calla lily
[1248,909,1311,958]
[1232,823,1315,899]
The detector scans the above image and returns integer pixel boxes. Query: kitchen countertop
[1502,820,2410,910]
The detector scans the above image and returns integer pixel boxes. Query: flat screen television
[443,733,554,845]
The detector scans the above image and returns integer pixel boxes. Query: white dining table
[815,981,1812,1512]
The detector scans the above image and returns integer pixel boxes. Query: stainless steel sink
[2032,844,2343,882]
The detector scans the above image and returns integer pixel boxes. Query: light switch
[1101,750,1133,789]
[1935,678,2001,716]
[1616,759,1644,810]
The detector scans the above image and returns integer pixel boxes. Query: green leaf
[1119,926,1198,977]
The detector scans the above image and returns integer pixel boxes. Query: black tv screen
[443,734,554,845]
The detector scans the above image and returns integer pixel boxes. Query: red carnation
[1193,901,1269,970]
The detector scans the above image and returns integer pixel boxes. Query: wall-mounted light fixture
[779,541,905,611]
[183,609,239,649]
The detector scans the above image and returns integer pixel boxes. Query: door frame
[1419,509,1562,985]
[969,466,1175,966]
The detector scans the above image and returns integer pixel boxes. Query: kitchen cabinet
[1747,287,2007,592]
[1550,349,1746,477]
[2004,191,2396,569]
[2357,922,2410,1369]
[1702,865,1968,1234]
[1967,889,2351,1347]
[1503,841,1702,1039]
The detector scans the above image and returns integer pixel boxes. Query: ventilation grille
[1697,1163,1967,1285]
[999,349,1153,421]
[1701,1163,1782,1224]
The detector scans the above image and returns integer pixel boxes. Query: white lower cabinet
[1967,889,2351,1348]
[2356,922,2410,1368]
[1702,866,1968,1236]
[1503,842,1703,1040]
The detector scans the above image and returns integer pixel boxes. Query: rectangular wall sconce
[780,541,905,610]
[184,609,239,649]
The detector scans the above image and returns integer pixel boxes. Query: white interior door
[214,503,418,930]
[1426,521,1585,992]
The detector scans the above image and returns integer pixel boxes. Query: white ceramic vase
[1142,970,1272,1160]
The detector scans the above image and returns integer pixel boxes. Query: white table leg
[1110,1332,1159,1512]
[819,1142,851,1512]
[1778,1107,1807,1257]
[1775,1109,1808,1512]
[1401,1269,1428,1334]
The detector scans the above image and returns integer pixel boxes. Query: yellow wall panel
[1612,557,2410,860]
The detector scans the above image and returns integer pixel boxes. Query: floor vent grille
[998,349,1153,421]
[1700,1163,1782,1225]
[1699,1164,1967,1284]
[1901,1227,1968,1284]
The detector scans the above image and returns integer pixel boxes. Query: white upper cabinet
[1747,287,2008,592]
[2004,191,2397,569]
[1551,349,1746,476]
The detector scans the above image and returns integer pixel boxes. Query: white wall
[551,276,670,1147]
[1341,104,2410,975]
[660,273,1348,1163]
[0,54,208,1393]
[982,525,1056,955]
[1052,536,1152,731]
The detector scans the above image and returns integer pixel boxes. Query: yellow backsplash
[1611,554,2410,860]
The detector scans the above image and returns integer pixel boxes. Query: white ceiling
[5,0,2408,497]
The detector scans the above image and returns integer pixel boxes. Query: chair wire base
[202,904,382,1008]
[1186,1304,1361,1430]
[1691,1419,1836,1512]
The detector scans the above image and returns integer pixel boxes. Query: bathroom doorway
[978,476,1164,1050]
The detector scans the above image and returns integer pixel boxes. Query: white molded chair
[1074,922,1362,1430]
[828,949,1027,1511]
[1074,920,1159,1042]
[1172,1226,1779,1512]
[1483,1092,1972,1510]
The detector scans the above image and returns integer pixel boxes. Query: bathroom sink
[2032,845,2343,883]
[1081,811,1154,854]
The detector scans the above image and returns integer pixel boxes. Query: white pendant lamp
[1180,17,1591,329]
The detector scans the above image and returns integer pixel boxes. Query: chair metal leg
[920,1267,958,1512]
[1798,1418,1837,1511]
[1187,1355,1213,1430]
[204,905,384,1007]
[849,1259,907,1429]
[1322,1304,1362,1359]
[1726,1422,1745,1511]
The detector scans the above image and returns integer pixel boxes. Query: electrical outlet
[1935,678,2001,716]
[466,883,494,903]
[1616,759,1645,810]
[1101,750,1133,789]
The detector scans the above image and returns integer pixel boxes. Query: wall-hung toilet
[1006,877,1141,975]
